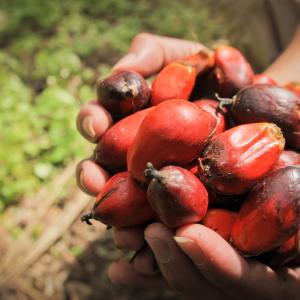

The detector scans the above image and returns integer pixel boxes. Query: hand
[76,32,300,299]
[76,33,207,196]
[110,223,300,300]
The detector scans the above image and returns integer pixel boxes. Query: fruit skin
[202,209,237,242]
[199,123,285,195]
[265,235,299,268]
[81,171,155,227]
[179,49,215,75]
[230,84,300,149]
[127,99,217,183]
[252,74,277,85]
[150,62,197,106]
[231,166,300,256]
[210,45,254,97]
[94,108,153,173]
[97,70,150,120]
[194,99,227,136]
[150,50,215,106]
[273,150,300,172]
[145,163,208,228]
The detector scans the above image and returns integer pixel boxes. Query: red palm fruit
[179,49,215,74]
[231,166,300,256]
[266,235,299,268]
[94,107,153,173]
[219,84,300,149]
[97,70,150,120]
[202,209,237,241]
[285,82,300,97]
[150,62,197,106]
[210,45,254,97]
[150,49,215,106]
[145,163,208,228]
[81,171,154,227]
[253,74,277,85]
[199,123,285,195]
[273,150,300,172]
[127,99,217,183]
[194,99,227,136]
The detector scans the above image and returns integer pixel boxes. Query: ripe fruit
[220,84,300,149]
[210,45,254,97]
[179,49,215,74]
[150,49,215,106]
[273,150,300,171]
[202,209,237,241]
[81,171,154,227]
[94,108,153,173]
[199,123,285,195]
[266,235,299,268]
[127,99,217,183]
[150,62,197,106]
[231,166,300,256]
[194,99,227,136]
[145,163,208,228]
[97,71,150,119]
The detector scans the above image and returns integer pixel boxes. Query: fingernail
[82,116,96,139]
[79,170,89,194]
[174,236,205,266]
[145,237,172,264]
[113,53,137,70]
[174,236,194,244]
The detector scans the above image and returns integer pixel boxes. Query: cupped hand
[76,33,300,299]
[76,33,207,196]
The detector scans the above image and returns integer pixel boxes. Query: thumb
[174,224,296,300]
[112,33,204,77]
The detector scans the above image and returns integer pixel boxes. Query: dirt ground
[0,174,181,300]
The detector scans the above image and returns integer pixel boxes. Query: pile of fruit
[81,45,300,268]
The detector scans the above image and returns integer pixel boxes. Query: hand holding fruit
[76,33,300,300]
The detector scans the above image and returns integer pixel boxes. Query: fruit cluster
[81,45,300,269]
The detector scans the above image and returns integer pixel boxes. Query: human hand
[76,33,207,195]
[110,222,300,300]
[76,32,300,300]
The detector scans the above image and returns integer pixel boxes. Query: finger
[76,159,110,196]
[112,226,145,251]
[144,223,229,299]
[77,100,113,143]
[175,224,300,300]
[108,260,167,289]
[132,246,159,276]
[113,33,206,77]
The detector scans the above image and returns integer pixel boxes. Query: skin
[76,31,300,299]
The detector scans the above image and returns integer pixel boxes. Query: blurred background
[0,0,228,299]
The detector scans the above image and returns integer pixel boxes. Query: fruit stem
[215,93,234,115]
[81,212,94,225]
[144,162,164,181]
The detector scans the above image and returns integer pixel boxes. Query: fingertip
[107,260,166,288]
[77,100,113,143]
[144,222,170,240]
[112,226,145,251]
[107,261,127,284]
[76,160,110,196]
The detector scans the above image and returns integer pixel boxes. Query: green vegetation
[0,0,224,209]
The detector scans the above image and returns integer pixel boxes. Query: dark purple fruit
[97,71,150,120]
